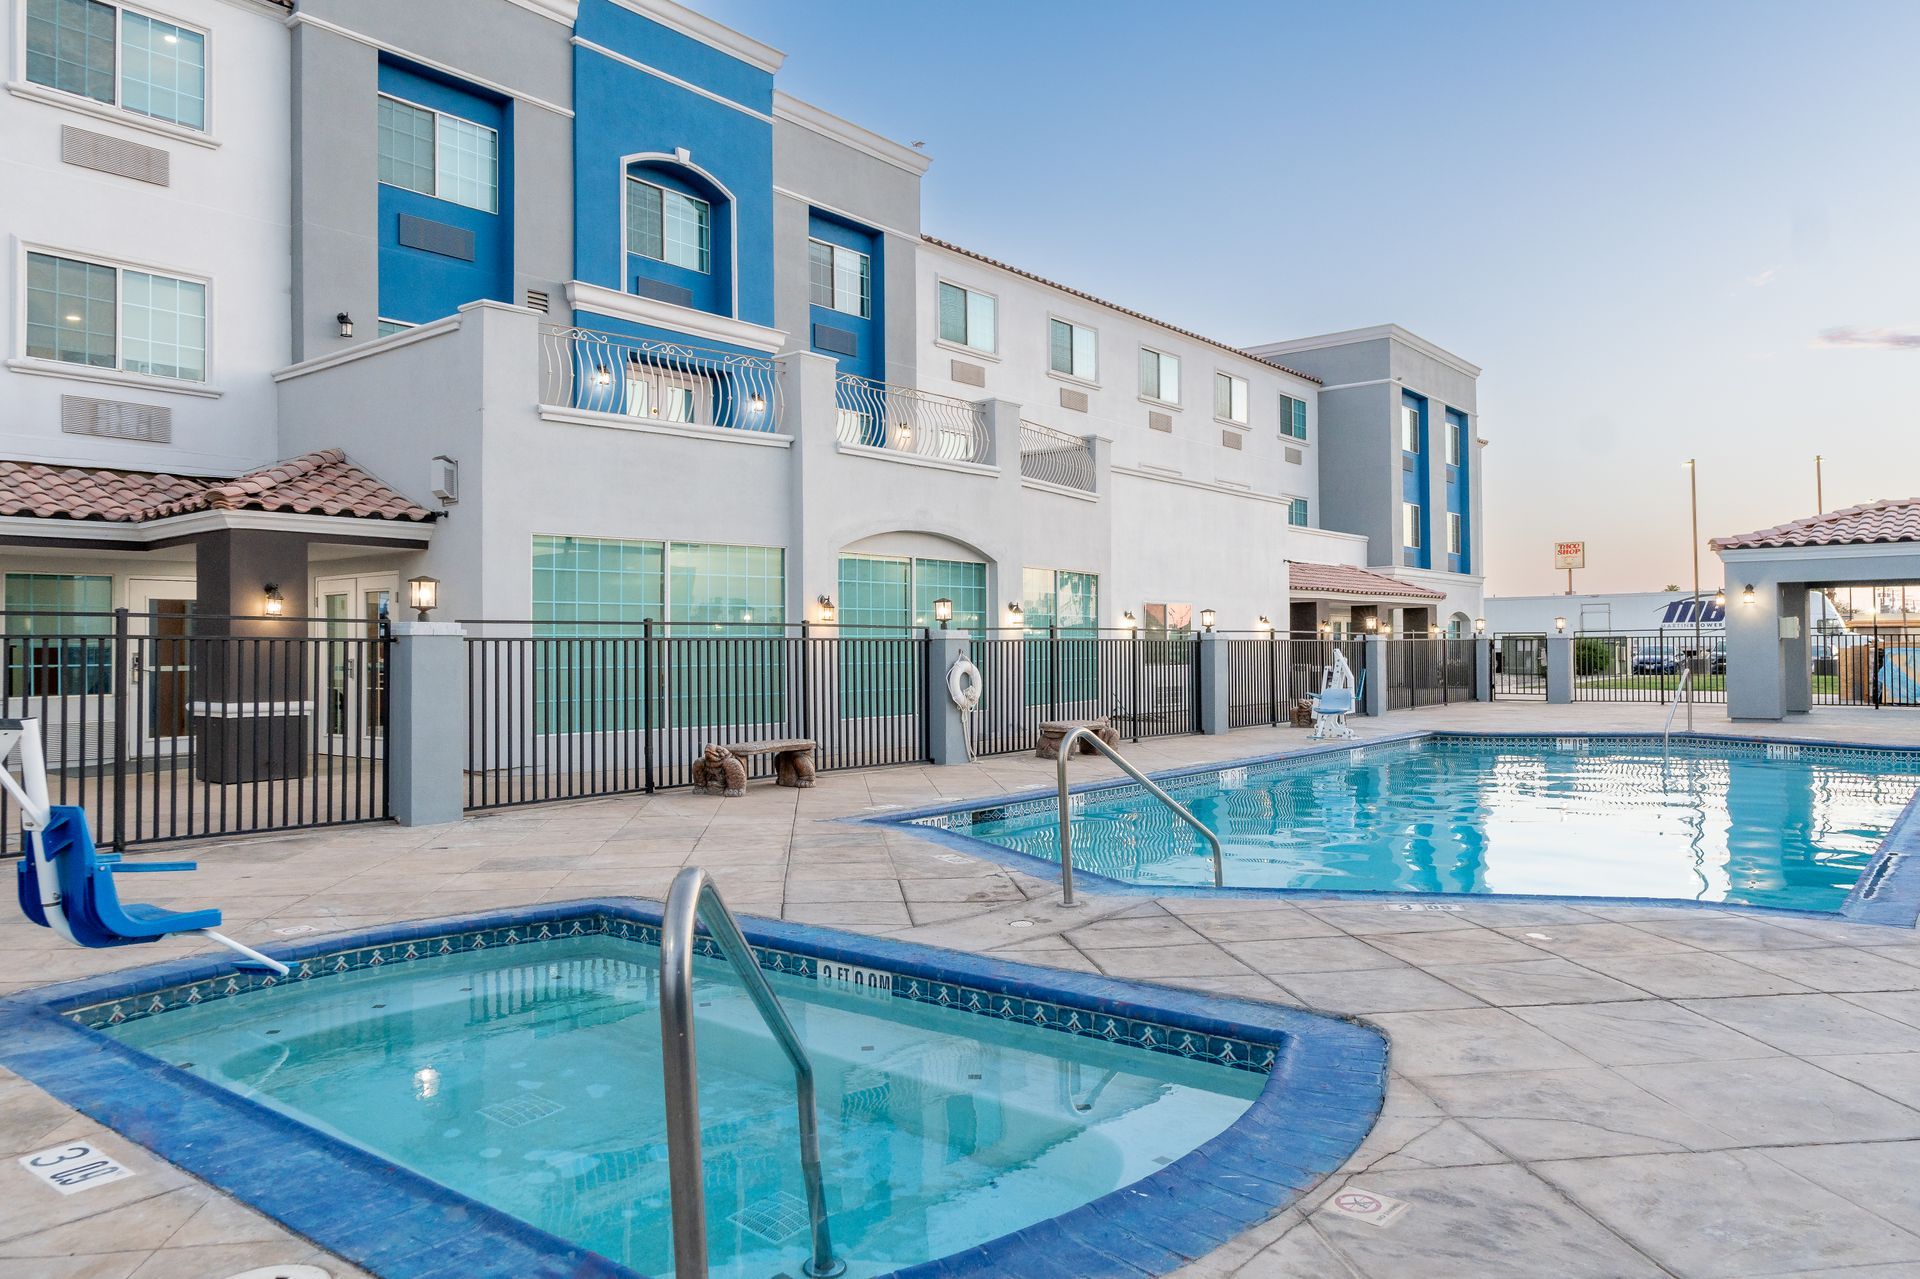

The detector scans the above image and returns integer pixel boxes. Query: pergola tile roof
[0,449,433,525]
[1288,561,1447,601]
[1711,498,1920,551]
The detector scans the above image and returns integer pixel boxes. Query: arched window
[622,157,734,318]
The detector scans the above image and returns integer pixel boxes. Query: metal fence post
[110,606,128,851]
[642,618,655,793]
[1048,623,1060,719]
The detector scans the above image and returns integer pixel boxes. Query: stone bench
[1036,718,1121,760]
[692,738,816,797]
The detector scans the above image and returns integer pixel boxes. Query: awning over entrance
[1288,560,1446,602]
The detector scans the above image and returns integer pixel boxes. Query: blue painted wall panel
[574,0,774,115]
[376,61,513,326]
[1445,407,1471,574]
[806,211,882,382]
[1401,391,1431,570]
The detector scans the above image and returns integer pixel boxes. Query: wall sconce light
[1199,608,1217,632]
[1713,588,1727,608]
[1007,602,1023,619]
[407,575,439,621]
[817,595,836,623]
[1554,616,1568,633]
[335,312,353,340]
[593,365,613,388]
[1429,623,1441,638]
[933,597,953,629]
[1474,617,1487,634]
[748,394,767,413]
[1257,615,1272,631]
[1319,621,1332,637]
[1121,611,1137,630]
[262,584,285,617]
[1365,616,1381,633]
[1742,584,1757,605]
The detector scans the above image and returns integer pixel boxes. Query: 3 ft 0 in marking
[19,1141,136,1195]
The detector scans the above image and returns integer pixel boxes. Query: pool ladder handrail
[1662,666,1693,760]
[1055,726,1223,906]
[658,866,845,1279]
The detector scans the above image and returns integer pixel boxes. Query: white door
[313,574,395,758]
[125,577,195,759]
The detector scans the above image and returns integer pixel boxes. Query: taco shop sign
[1553,542,1586,570]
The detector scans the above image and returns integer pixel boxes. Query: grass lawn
[1576,674,1847,695]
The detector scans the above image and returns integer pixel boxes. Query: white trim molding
[572,37,775,124]
[1245,324,1483,380]
[273,312,465,382]
[285,13,574,118]
[0,509,435,546]
[6,81,220,149]
[566,280,787,353]
[538,405,793,448]
[773,92,931,175]
[606,0,784,74]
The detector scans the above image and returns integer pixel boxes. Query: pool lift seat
[3,718,287,976]
[1311,649,1363,740]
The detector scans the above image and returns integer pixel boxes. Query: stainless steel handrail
[1054,726,1223,905]
[658,867,844,1279]
[1662,666,1693,760]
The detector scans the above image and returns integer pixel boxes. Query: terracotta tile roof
[1711,498,1920,551]
[0,449,434,524]
[923,236,1322,385]
[1288,560,1447,601]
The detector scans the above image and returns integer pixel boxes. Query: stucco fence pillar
[1546,635,1575,704]
[388,621,468,826]
[1473,637,1494,701]
[925,630,973,766]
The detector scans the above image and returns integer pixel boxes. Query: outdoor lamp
[1319,621,1332,637]
[1257,615,1272,630]
[593,365,612,387]
[748,394,767,413]
[1554,616,1567,633]
[335,312,353,339]
[1474,617,1487,634]
[817,595,836,623]
[1200,608,1216,632]
[933,598,953,629]
[407,575,439,621]
[1365,616,1380,633]
[1429,624,1441,638]
[1713,589,1727,608]
[1122,611,1137,629]
[1007,602,1023,619]
[1742,584,1757,605]
[262,584,285,617]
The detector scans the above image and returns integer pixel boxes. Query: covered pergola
[1713,498,1920,720]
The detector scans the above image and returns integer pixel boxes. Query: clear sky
[700,0,1919,596]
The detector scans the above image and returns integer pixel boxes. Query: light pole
[1815,454,1824,512]
[1684,458,1700,732]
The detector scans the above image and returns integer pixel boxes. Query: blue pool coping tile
[0,898,1388,1279]
[856,730,1920,929]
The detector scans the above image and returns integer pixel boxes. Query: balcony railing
[834,374,991,465]
[1019,421,1096,493]
[541,324,782,434]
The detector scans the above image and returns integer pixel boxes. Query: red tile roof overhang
[1288,561,1447,601]
[1712,498,1920,552]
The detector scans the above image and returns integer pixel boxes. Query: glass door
[315,574,394,758]
[125,578,195,759]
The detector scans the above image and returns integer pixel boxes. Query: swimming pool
[894,734,1920,923]
[0,901,1385,1279]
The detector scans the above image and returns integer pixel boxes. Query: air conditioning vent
[1285,447,1303,465]
[812,324,858,357]
[1220,430,1243,450]
[61,125,169,185]
[61,395,171,443]
[949,359,985,387]
[631,277,695,308]
[1058,388,1088,413]
[1147,411,1172,433]
[525,289,550,313]
[397,214,475,262]
[1402,454,1416,471]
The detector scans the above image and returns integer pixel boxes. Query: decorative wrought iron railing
[540,325,782,434]
[1019,421,1096,492]
[834,374,992,464]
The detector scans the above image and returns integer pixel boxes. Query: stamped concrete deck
[3,702,1919,1279]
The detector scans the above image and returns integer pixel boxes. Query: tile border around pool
[0,898,1387,1279]
[861,730,1920,928]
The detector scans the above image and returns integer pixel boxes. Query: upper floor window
[626,176,709,273]
[937,282,996,353]
[1049,318,1096,381]
[1401,402,1422,452]
[25,249,206,382]
[26,0,206,130]
[1214,372,1248,424]
[808,239,870,318]
[1287,497,1309,527]
[1280,393,1308,441]
[1403,501,1423,548]
[1447,511,1464,554]
[1138,347,1180,404]
[1446,414,1465,466]
[378,95,498,214]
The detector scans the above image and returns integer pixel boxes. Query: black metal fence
[966,629,1201,757]
[1814,629,1920,707]
[1492,634,1547,698]
[1570,632,1728,703]
[2,610,391,852]
[1225,635,1367,728]
[464,623,932,808]
[1379,638,1475,709]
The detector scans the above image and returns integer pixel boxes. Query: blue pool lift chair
[3,718,288,975]
[1311,648,1363,740]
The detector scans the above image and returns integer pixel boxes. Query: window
[1139,348,1180,404]
[1401,402,1422,452]
[378,95,499,214]
[1214,372,1248,424]
[376,319,415,338]
[626,177,709,273]
[1448,511,1463,555]
[621,355,704,423]
[25,0,205,130]
[26,250,206,381]
[1403,501,1423,548]
[1446,414,1464,466]
[5,574,112,697]
[808,239,870,318]
[1048,318,1096,380]
[1288,498,1309,527]
[1280,394,1308,441]
[1142,603,1192,636]
[937,282,996,352]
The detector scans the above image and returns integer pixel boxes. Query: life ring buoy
[947,656,983,710]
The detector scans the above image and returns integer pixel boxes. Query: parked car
[1632,653,1680,675]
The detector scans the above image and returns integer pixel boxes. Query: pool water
[109,935,1260,1278]
[936,739,1920,912]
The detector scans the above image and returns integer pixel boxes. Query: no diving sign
[19,1140,136,1195]
[1324,1188,1411,1228]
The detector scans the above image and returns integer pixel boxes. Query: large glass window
[1021,567,1099,705]
[26,251,206,382]
[808,239,870,318]
[1048,318,1096,380]
[627,178,710,273]
[1214,372,1248,424]
[836,555,986,717]
[1139,348,1180,404]
[937,282,996,353]
[26,0,204,130]
[4,574,113,697]
[1280,393,1308,441]
[378,94,498,213]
